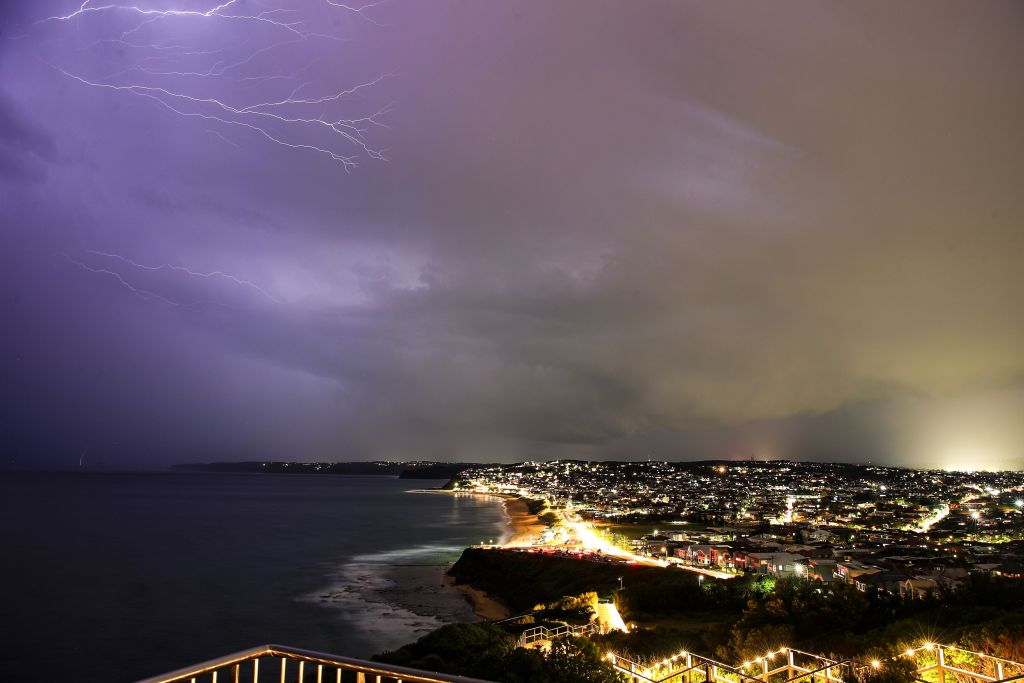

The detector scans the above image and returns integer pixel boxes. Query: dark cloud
[1,1,1023,470]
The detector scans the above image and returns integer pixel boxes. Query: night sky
[2,2,1023,470]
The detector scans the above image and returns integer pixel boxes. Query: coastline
[442,573,511,620]
[409,489,546,546]
[409,489,546,620]
[500,495,547,546]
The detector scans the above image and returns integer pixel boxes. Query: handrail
[517,622,598,646]
[136,644,496,683]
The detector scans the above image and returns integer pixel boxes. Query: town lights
[1015,499,1023,508]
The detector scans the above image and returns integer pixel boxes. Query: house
[804,527,838,543]
[994,561,1024,579]
[769,553,808,578]
[836,561,881,584]
[900,577,939,599]
[854,571,905,595]
[746,552,806,577]
[808,558,837,582]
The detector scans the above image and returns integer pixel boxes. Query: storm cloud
[2,1,1023,469]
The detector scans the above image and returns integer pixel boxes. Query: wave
[304,544,480,656]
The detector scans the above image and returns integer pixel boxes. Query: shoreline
[409,489,547,547]
[442,573,511,620]
[500,495,548,546]
[409,489,546,620]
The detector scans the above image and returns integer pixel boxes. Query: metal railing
[905,643,1024,683]
[517,622,598,647]
[607,648,851,683]
[606,642,1024,683]
[135,644,496,683]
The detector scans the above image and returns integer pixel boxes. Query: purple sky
[2,1,1023,470]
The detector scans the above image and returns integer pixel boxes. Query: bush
[374,625,622,683]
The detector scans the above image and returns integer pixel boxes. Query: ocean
[0,472,508,682]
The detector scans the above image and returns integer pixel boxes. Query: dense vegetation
[373,623,620,683]
[445,548,1024,674]
[595,572,1024,667]
[449,548,732,614]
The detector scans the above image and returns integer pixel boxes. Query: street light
[618,576,623,591]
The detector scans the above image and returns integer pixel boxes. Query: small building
[900,577,939,599]
[836,561,882,584]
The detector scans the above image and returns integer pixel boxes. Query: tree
[373,623,517,680]
[854,653,917,683]
[374,624,624,682]
[541,638,623,683]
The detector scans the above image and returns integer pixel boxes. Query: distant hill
[170,461,481,479]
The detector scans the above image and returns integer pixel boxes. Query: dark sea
[0,472,508,682]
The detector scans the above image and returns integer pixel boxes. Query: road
[554,509,735,578]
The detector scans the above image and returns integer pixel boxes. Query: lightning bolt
[206,128,241,148]
[41,1,311,37]
[63,253,185,306]
[63,251,275,309]
[35,0,390,169]
[85,250,279,303]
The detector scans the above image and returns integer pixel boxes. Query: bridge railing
[135,644,495,683]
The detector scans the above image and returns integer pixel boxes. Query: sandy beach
[444,494,546,619]
[501,496,548,546]
[411,489,547,620]
[443,573,511,620]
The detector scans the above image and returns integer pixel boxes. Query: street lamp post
[618,576,623,591]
